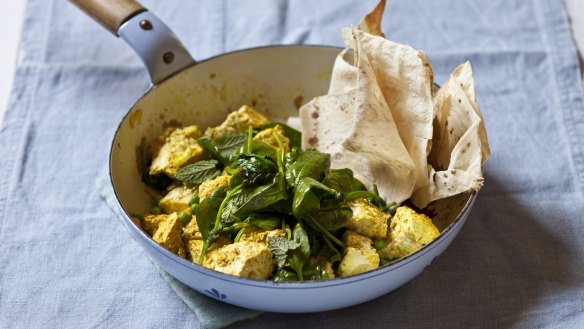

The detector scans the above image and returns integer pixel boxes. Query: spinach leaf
[292,177,348,246]
[246,214,282,230]
[231,174,289,218]
[292,177,337,224]
[197,136,227,165]
[249,140,278,161]
[284,147,301,169]
[257,123,303,149]
[318,197,353,230]
[272,268,298,282]
[174,160,221,187]
[197,134,249,166]
[323,168,367,193]
[288,225,310,281]
[285,149,330,187]
[230,154,278,186]
[195,186,228,240]
[302,263,328,280]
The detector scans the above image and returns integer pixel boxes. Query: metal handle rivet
[163,51,175,64]
[140,20,153,30]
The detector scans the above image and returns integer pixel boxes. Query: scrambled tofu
[238,227,287,244]
[181,216,202,242]
[141,213,169,235]
[204,105,269,139]
[150,213,186,258]
[204,241,274,279]
[378,206,440,260]
[149,125,205,177]
[337,231,379,277]
[159,185,197,214]
[198,175,231,199]
[186,236,230,263]
[253,124,290,152]
[347,198,389,240]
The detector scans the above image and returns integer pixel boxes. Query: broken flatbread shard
[357,0,386,37]
[412,61,490,208]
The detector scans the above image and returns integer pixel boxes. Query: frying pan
[71,0,477,312]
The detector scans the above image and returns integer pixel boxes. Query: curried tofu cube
[149,125,204,177]
[347,198,389,240]
[204,105,269,139]
[151,213,186,258]
[198,175,231,199]
[337,231,379,277]
[238,227,287,245]
[182,217,202,242]
[203,241,274,279]
[378,206,440,260]
[142,214,169,235]
[186,237,230,263]
[253,124,290,152]
[159,185,197,214]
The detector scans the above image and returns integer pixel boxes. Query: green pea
[374,239,385,250]
[380,258,392,266]
[189,194,200,206]
[151,206,162,215]
[190,203,199,214]
[154,195,164,206]
[132,211,144,221]
[179,211,190,224]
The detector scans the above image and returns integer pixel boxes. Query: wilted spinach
[230,154,278,186]
[285,149,330,187]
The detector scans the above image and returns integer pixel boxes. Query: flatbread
[411,61,489,208]
[300,48,416,204]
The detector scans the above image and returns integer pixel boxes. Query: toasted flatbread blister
[300,0,489,208]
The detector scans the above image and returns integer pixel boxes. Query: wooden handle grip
[70,0,146,35]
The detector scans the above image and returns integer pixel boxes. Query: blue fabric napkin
[1,0,584,328]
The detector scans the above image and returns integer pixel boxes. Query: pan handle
[70,0,196,84]
[70,0,146,35]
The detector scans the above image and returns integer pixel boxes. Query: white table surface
[0,0,27,123]
[0,0,583,123]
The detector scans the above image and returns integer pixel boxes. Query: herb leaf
[216,134,248,160]
[268,236,299,268]
[175,160,221,187]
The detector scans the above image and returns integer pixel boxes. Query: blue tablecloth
[1,0,583,328]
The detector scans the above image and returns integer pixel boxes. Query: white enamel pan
[71,0,477,312]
